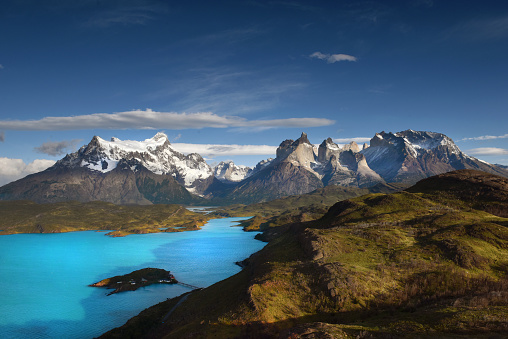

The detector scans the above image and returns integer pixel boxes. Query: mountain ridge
[0,130,507,205]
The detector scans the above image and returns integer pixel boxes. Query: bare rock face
[218,133,324,203]
[277,132,317,169]
[342,141,360,153]
[318,138,341,163]
[317,139,383,188]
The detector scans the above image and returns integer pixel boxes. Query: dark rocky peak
[276,139,295,158]
[338,150,358,169]
[82,136,103,154]
[320,137,334,147]
[318,138,340,163]
[90,135,101,145]
[369,131,411,149]
[73,136,110,165]
[369,132,394,148]
[293,132,311,146]
[276,133,312,158]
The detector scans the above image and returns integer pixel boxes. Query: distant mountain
[1,130,507,205]
[220,133,326,203]
[217,130,508,203]
[213,161,252,183]
[0,133,207,204]
[362,130,507,183]
[57,132,214,194]
[317,137,384,187]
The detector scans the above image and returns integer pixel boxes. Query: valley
[99,170,508,338]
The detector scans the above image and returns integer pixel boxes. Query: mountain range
[0,130,506,205]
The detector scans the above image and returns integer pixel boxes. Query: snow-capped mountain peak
[213,161,252,183]
[56,133,213,193]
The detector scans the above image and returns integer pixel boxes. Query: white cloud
[34,139,82,156]
[171,143,277,157]
[465,147,508,156]
[0,158,55,186]
[310,52,357,63]
[333,137,371,143]
[0,109,335,131]
[310,52,328,60]
[460,133,508,141]
[0,131,4,142]
[328,54,358,63]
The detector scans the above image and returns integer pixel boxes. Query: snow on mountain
[213,161,252,183]
[56,132,213,192]
[361,129,507,183]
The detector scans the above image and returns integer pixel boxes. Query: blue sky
[0,0,507,184]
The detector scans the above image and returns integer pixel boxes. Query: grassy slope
[211,183,407,232]
[0,200,210,236]
[100,170,508,338]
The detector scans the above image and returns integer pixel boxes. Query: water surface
[0,217,263,339]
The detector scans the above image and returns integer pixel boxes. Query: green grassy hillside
[212,183,406,232]
[0,200,210,236]
[100,170,508,338]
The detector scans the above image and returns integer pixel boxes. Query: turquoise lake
[0,217,265,339]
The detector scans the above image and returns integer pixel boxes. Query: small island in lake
[90,268,177,295]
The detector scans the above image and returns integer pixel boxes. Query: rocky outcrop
[318,139,384,188]
[89,268,177,295]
